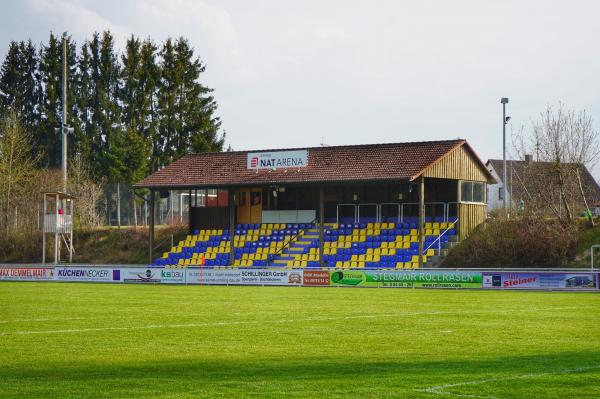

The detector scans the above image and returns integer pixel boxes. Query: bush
[442,217,579,268]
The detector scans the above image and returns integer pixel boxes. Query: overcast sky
[2,0,600,177]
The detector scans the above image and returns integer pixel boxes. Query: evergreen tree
[38,33,63,167]
[157,37,223,168]
[157,38,178,167]
[120,36,156,178]
[0,30,225,179]
[174,38,223,154]
[0,40,41,135]
[17,40,42,133]
[85,31,122,180]
[74,42,93,165]
[0,42,21,113]
[138,39,161,172]
[38,33,78,167]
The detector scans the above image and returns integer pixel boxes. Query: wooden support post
[42,195,46,264]
[54,193,59,265]
[418,176,425,269]
[148,190,155,265]
[69,199,73,263]
[229,188,235,266]
[188,189,192,234]
[319,186,325,268]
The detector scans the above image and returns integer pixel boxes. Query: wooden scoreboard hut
[135,139,495,266]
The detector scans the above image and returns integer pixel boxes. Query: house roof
[487,159,600,202]
[135,139,494,189]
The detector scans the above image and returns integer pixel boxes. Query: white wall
[487,164,511,213]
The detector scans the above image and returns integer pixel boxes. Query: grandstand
[154,221,457,269]
[136,139,492,269]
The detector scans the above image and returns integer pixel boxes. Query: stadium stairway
[153,220,458,269]
[269,226,329,268]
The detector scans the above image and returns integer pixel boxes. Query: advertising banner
[482,272,598,290]
[329,270,482,288]
[121,268,163,283]
[157,268,186,284]
[303,270,331,286]
[55,267,121,282]
[186,268,302,286]
[247,150,308,170]
[0,267,55,281]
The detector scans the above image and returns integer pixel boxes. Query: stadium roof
[135,139,494,189]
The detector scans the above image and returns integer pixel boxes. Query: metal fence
[100,184,217,227]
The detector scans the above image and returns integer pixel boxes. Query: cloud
[2,0,600,178]
[26,0,130,47]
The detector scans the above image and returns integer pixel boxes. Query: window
[461,181,472,202]
[498,187,503,200]
[460,181,485,203]
[473,183,484,203]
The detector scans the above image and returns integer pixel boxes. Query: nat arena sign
[247,150,308,170]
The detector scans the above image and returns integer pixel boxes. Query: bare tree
[514,103,600,226]
[0,110,39,234]
[68,154,104,228]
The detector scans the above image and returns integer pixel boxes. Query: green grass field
[0,282,599,398]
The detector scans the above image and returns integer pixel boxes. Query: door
[236,188,263,224]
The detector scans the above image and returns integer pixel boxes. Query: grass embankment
[574,222,600,268]
[0,225,186,264]
[442,218,600,268]
[0,283,599,398]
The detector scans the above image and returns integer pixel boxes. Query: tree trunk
[117,183,121,229]
[576,168,595,226]
[133,196,138,228]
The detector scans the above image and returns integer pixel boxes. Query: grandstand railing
[337,202,454,224]
[336,204,358,224]
[357,203,379,223]
[424,218,459,255]
[265,217,319,267]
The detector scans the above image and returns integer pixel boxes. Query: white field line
[0,305,596,336]
[0,311,452,336]
[415,365,600,398]
[0,317,90,324]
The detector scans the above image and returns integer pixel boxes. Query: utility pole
[501,97,509,214]
[57,32,74,193]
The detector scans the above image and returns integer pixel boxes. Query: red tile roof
[135,139,490,189]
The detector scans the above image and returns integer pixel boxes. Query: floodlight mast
[501,97,509,215]
[61,32,74,193]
